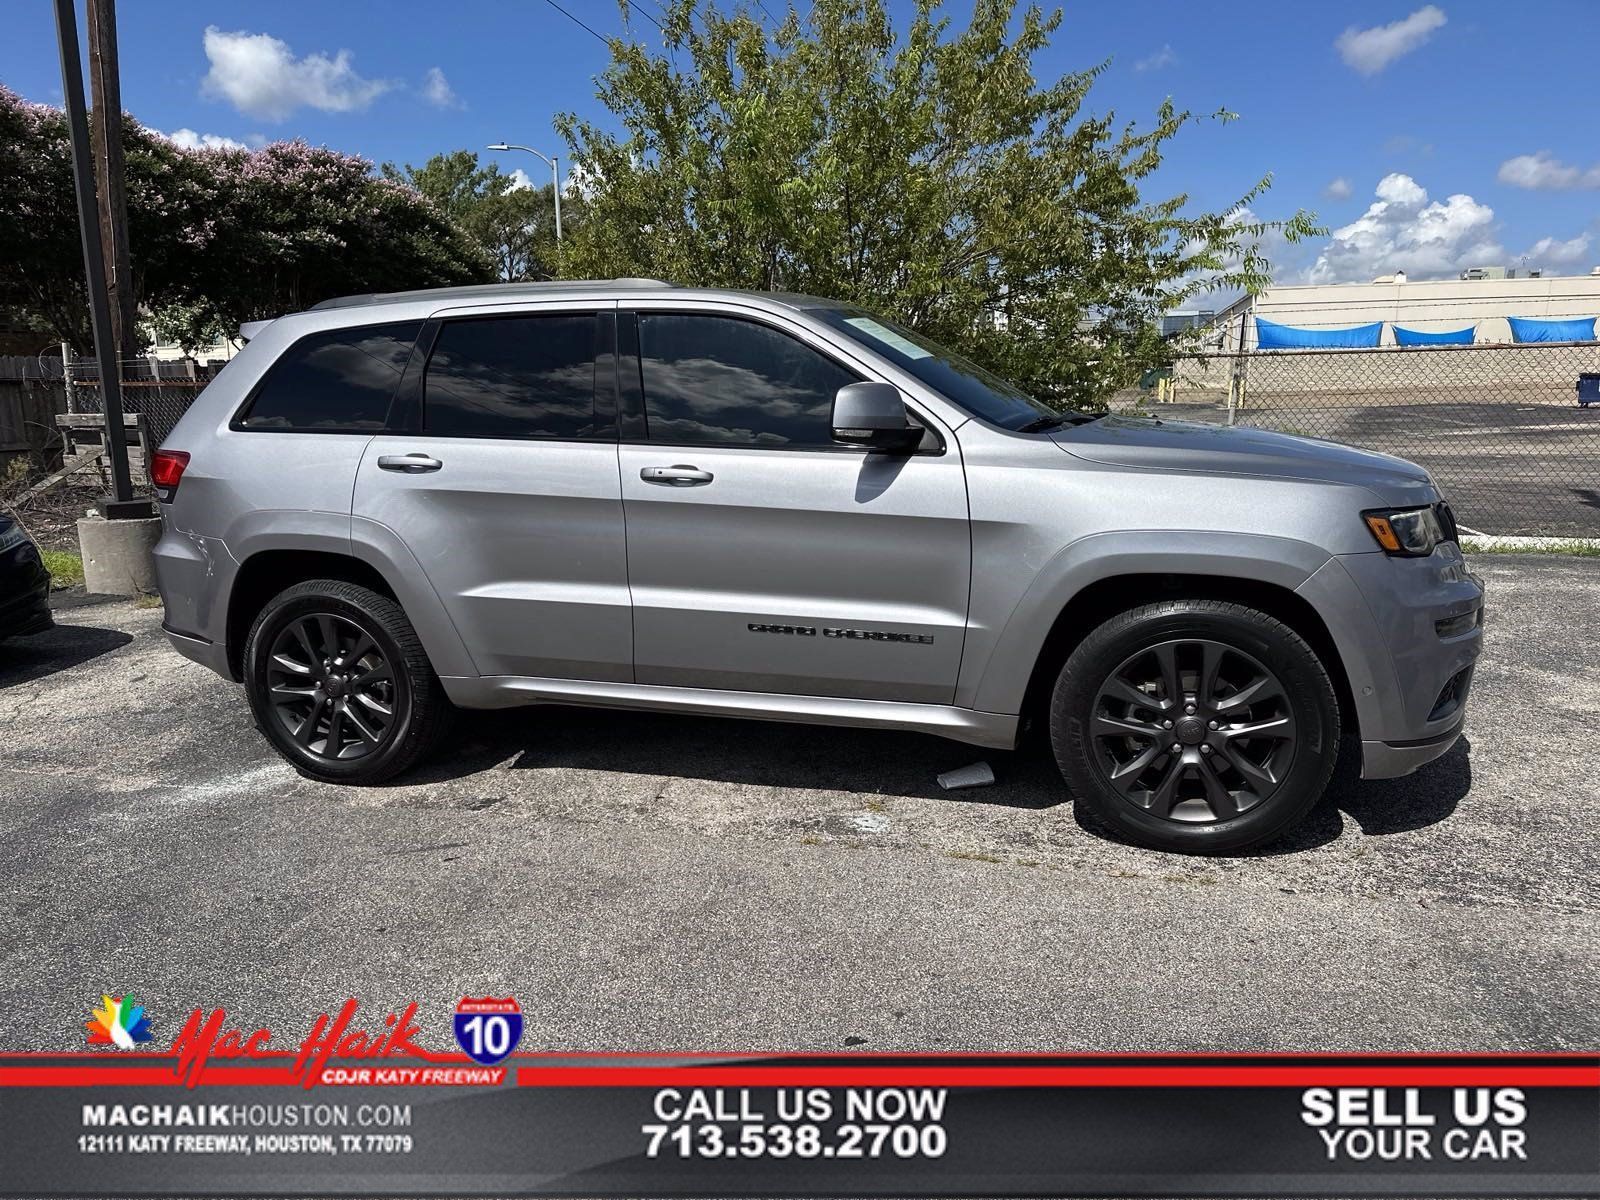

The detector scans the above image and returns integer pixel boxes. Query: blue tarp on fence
[1507,316,1597,343]
[1254,318,1384,349]
[1393,325,1476,345]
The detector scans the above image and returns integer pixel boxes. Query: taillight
[150,449,190,501]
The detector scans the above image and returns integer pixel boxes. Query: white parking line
[1426,422,1600,437]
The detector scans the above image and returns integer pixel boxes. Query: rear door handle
[640,464,714,486]
[377,453,443,473]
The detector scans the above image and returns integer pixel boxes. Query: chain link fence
[64,356,221,451]
[1108,341,1600,543]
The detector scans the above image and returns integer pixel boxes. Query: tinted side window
[637,314,859,447]
[424,314,599,439]
[239,322,420,431]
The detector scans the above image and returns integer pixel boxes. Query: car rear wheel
[1050,599,1340,854]
[244,580,447,784]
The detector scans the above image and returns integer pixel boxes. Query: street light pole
[487,142,561,244]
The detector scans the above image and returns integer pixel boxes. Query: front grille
[1435,500,1460,544]
[1428,666,1473,722]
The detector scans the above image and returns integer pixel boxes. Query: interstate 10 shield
[453,997,523,1065]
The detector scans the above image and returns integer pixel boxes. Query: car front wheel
[243,580,447,785]
[1050,599,1340,854]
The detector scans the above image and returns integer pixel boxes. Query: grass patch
[134,593,164,609]
[1463,538,1600,558]
[40,550,84,590]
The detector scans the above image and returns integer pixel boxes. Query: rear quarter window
[236,322,422,432]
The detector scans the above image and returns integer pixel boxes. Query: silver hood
[1052,416,1437,507]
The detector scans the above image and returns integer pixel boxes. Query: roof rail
[309,278,675,312]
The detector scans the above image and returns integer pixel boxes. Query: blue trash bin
[1579,374,1600,407]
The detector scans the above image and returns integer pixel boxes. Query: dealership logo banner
[0,1051,1596,1196]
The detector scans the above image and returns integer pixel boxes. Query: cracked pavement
[1,555,1596,1052]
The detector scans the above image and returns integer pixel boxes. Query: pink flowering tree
[0,86,491,352]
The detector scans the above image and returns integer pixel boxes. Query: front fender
[959,530,1338,715]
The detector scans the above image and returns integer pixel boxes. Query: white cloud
[1307,173,1502,283]
[1374,172,1426,205]
[201,26,392,121]
[152,126,248,151]
[1323,177,1353,200]
[1335,6,1446,76]
[1522,233,1593,268]
[421,67,462,110]
[506,167,536,191]
[1496,150,1600,191]
[1134,44,1177,72]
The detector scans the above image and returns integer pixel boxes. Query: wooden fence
[0,357,68,477]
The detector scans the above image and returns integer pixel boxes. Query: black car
[0,514,52,640]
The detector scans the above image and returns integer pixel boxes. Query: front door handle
[377,453,443,473]
[640,464,714,486]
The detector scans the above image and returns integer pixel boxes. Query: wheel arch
[225,549,397,681]
[963,533,1359,746]
[1015,572,1359,747]
[224,525,477,682]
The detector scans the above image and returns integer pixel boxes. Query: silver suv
[152,281,1483,853]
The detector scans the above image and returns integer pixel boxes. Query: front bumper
[0,540,53,640]
[1297,542,1483,781]
[1362,720,1465,780]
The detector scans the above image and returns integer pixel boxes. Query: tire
[243,579,448,785]
[1049,599,1340,854]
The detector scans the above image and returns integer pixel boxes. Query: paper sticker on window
[843,317,934,360]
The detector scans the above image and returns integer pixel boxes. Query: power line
[626,0,665,32]
[542,0,610,45]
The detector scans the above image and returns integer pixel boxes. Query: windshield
[810,307,1062,430]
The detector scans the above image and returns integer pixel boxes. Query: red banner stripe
[512,1065,1600,1088]
[2,1063,1595,1088]
[0,1066,298,1086]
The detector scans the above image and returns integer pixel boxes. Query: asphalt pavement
[2,555,1597,1053]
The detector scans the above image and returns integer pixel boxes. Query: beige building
[1205,269,1600,350]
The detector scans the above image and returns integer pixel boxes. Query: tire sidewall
[244,587,418,783]
[1052,603,1339,854]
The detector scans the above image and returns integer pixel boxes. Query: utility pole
[53,0,146,517]
[86,0,135,360]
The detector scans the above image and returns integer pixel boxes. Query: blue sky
[4,1,1597,288]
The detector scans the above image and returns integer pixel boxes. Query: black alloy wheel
[265,613,397,760]
[1050,599,1340,854]
[244,579,448,785]
[1089,638,1295,823]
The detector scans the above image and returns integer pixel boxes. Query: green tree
[558,0,1318,406]
[381,150,566,282]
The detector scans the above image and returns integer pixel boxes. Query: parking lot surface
[1,555,1597,1052]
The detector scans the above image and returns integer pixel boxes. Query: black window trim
[401,308,617,444]
[619,307,945,457]
[230,320,426,435]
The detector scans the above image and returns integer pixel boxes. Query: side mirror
[832,382,922,454]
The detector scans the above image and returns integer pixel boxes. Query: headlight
[1364,506,1444,557]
